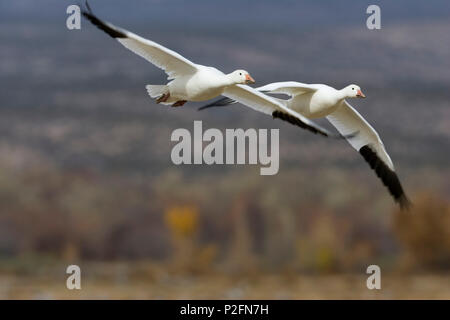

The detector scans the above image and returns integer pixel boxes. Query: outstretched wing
[222,85,348,139]
[198,81,322,110]
[82,2,198,80]
[256,81,321,97]
[327,100,410,209]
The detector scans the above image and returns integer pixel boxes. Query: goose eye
[239,73,242,75]
[352,88,355,90]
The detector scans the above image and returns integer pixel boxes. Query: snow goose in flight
[200,82,411,209]
[81,2,340,138]
[81,2,256,107]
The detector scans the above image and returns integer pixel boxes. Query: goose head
[229,70,255,85]
[342,84,366,99]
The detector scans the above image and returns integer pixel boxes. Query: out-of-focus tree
[164,204,217,273]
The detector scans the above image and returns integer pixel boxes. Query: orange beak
[245,74,255,84]
[356,89,366,98]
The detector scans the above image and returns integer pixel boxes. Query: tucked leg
[156,93,170,104]
[172,100,187,107]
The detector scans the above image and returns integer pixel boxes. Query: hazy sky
[1,0,449,29]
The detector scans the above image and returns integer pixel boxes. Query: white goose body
[168,66,231,102]
[288,84,343,119]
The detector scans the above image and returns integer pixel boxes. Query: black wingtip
[198,97,237,111]
[84,0,92,13]
[398,195,413,211]
[81,0,93,17]
[81,0,127,39]
[272,110,351,140]
[359,145,411,210]
[272,110,325,137]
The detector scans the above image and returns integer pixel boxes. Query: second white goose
[200,82,411,209]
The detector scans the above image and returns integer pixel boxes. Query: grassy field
[1,262,449,299]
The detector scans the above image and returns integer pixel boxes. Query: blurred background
[0,0,449,299]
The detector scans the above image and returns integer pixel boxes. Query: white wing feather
[326,100,394,170]
[256,81,321,97]
[117,34,198,80]
[82,6,198,80]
